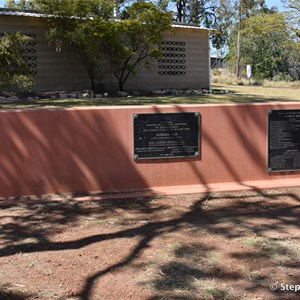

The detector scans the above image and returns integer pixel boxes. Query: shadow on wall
[0,101,299,199]
[0,108,150,198]
[0,103,300,299]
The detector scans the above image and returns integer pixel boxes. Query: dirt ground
[0,187,299,300]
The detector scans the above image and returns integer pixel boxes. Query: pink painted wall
[1,102,300,199]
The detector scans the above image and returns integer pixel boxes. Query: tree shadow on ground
[0,188,299,299]
[0,284,34,300]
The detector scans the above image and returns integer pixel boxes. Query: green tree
[102,1,172,91]
[5,0,41,9]
[282,0,300,37]
[34,0,114,91]
[32,0,171,92]
[0,32,34,89]
[154,1,234,51]
[234,0,270,77]
[210,0,233,51]
[114,0,132,16]
[282,0,300,11]
[164,0,218,26]
[154,0,170,11]
[187,0,217,25]
[229,12,300,80]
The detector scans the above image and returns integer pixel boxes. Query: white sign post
[246,65,252,84]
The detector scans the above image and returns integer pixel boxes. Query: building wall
[115,28,210,91]
[0,15,210,91]
[0,15,91,91]
[1,103,300,199]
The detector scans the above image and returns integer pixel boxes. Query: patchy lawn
[218,84,300,102]
[0,187,299,299]
[0,84,299,110]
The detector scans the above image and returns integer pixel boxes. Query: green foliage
[154,0,170,11]
[282,0,300,11]
[211,0,233,50]
[0,32,34,89]
[238,0,268,18]
[35,0,114,91]
[34,0,171,91]
[101,1,172,90]
[227,11,300,81]
[242,13,299,80]
[5,0,41,9]
[283,0,300,37]
[37,0,113,18]
[113,2,171,88]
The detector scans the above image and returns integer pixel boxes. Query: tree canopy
[226,2,300,80]
[28,0,171,91]
[33,0,114,91]
[102,2,172,90]
[241,13,299,80]
[5,0,40,9]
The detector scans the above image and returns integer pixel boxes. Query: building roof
[172,23,217,32]
[0,8,45,18]
[0,8,215,32]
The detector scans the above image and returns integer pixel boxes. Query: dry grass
[214,84,300,101]
[211,68,300,102]
[211,68,300,89]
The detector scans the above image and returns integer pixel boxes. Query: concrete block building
[0,8,211,92]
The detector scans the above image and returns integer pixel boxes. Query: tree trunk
[177,0,186,22]
[236,0,242,79]
[236,27,241,78]
[90,76,95,92]
[118,78,123,91]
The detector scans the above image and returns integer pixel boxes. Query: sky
[0,1,289,12]
[265,0,286,11]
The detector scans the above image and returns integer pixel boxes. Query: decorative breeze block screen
[0,33,37,75]
[22,34,37,76]
[159,40,186,76]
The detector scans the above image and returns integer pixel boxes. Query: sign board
[133,112,200,160]
[246,65,252,79]
[268,109,300,172]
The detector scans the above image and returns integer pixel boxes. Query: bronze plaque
[133,112,200,160]
[268,109,300,172]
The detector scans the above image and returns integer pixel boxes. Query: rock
[82,92,89,98]
[212,89,231,95]
[27,97,35,101]
[0,97,7,101]
[95,94,103,98]
[186,90,195,95]
[117,91,129,97]
[7,96,19,101]
[152,90,164,95]
[194,90,203,95]
[103,92,109,97]
[59,92,68,99]
[68,93,78,98]
[132,90,141,96]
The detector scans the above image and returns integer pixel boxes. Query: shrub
[0,32,34,89]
